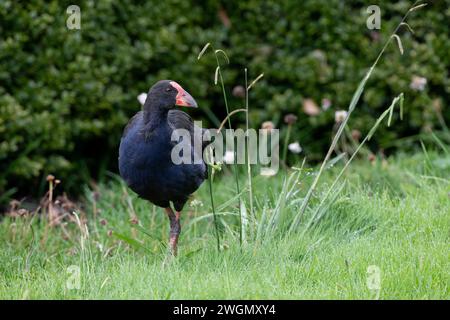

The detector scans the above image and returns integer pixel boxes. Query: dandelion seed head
[335,110,348,123]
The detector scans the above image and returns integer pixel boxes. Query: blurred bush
[0,0,448,197]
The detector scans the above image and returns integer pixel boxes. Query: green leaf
[112,231,152,253]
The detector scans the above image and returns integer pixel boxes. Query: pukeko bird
[118,80,207,255]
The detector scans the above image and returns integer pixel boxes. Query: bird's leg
[164,207,181,256]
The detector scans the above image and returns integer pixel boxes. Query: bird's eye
[166,87,171,92]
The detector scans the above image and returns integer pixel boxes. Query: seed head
[232,85,245,98]
[284,114,298,125]
[335,110,348,123]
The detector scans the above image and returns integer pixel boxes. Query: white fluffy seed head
[335,110,348,123]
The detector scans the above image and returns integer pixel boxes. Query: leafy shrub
[0,0,448,197]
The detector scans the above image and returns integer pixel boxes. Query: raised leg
[164,207,181,256]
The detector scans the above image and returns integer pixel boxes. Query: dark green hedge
[0,0,448,197]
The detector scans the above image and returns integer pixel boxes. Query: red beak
[170,81,198,108]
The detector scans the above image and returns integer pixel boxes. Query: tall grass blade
[208,157,221,252]
[240,201,248,243]
[112,231,152,254]
[217,109,247,133]
[215,49,230,64]
[247,73,264,90]
[399,93,404,120]
[431,131,449,155]
[289,0,424,233]
[409,3,427,12]
[210,47,243,246]
[245,68,254,227]
[400,22,415,34]
[306,94,404,232]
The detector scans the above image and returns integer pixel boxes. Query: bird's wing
[167,109,194,133]
[122,111,143,138]
[168,109,209,149]
[168,109,208,178]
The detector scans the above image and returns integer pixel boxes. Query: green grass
[0,151,449,299]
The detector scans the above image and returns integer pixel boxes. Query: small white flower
[224,150,235,164]
[137,92,147,106]
[410,76,427,91]
[335,110,348,123]
[288,141,302,154]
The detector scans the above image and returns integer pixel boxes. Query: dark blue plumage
[118,80,206,255]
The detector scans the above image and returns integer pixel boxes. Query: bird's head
[145,80,198,110]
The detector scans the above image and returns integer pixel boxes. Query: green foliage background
[0,0,448,197]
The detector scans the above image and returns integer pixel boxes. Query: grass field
[0,151,449,299]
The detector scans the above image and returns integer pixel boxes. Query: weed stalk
[289,0,426,233]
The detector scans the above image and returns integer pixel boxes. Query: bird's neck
[143,103,169,133]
